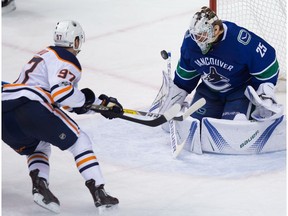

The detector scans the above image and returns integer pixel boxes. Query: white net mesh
[213,0,287,91]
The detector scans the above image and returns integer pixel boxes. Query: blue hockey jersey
[174,21,279,94]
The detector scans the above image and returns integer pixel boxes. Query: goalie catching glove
[158,72,189,114]
[153,72,188,132]
[99,94,124,119]
[244,82,283,121]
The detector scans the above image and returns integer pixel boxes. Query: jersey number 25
[256,42,267,58]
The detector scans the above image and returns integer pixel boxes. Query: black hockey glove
[73,88,95,114]
[99,94,123,119]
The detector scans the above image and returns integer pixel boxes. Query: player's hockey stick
[122,109,165,118]
[123,105,202,120]
[91,105,176,120]
[90,98,205,127]
[90,103,181,127]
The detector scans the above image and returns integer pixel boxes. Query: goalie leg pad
[169,117,202,158]
[201,116,286,154]
[184,118,202,154]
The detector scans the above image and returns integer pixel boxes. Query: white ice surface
[2,1,287,216]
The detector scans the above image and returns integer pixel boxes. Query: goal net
[210,0,287,92]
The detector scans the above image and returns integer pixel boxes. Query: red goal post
[209,0,287,92]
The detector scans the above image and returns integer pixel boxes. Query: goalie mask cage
[209,0,287,92]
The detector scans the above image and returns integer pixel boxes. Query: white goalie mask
[189,7,220,54]
[54,20,85,52]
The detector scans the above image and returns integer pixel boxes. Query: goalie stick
[160,50,207,158]
[160,50,186,158]
[160,50,177,157]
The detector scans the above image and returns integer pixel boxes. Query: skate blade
[97,204,118,215]
[33,193,60,214]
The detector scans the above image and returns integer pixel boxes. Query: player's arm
[49,64,87,108]
[50,66,123,117]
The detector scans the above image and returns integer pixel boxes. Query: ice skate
[85,179,119,212]
[29,169,60,214]
[2,0,16,14]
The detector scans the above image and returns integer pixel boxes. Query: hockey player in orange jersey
[2,20,122,213]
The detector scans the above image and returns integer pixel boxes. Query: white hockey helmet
[54,20,85,51]
[189,7,220,54]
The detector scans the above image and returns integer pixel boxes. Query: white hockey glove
[244,83,283,121]
[158,72,188,114]
[150,71,189,114]
[149,71,188,132]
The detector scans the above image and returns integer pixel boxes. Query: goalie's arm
[173,38,201,94]
[244,83,283,121]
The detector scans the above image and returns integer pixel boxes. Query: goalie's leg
[222,86,252,120]
[190,83,224,121]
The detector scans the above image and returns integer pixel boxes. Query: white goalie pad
[201,116,286,154]
[169,116,202,158]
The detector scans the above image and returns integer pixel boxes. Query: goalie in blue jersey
[159,6,283,122]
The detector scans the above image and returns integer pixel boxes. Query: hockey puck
[160,50,169,60]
